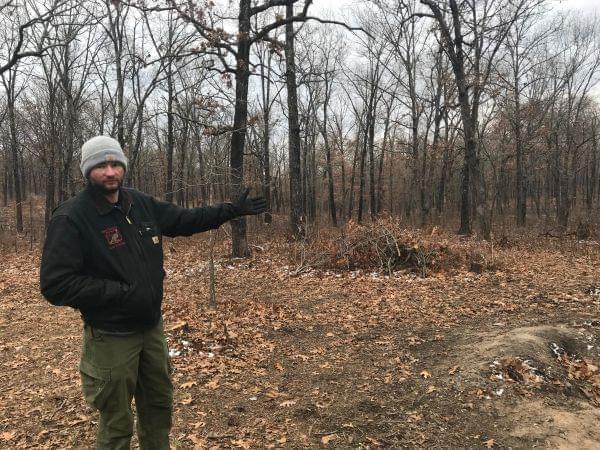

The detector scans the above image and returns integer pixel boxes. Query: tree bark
[230,0,252,255]
[165,59,175,202]
[260,48,273,224]
[322,98,337,226]
[5,71,23,232]
[285,3,304,239]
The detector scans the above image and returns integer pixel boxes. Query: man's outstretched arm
[153,188,267,237]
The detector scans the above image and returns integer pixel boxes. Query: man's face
[88,162,125,194]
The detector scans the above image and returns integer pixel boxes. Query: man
[40,135,266,449]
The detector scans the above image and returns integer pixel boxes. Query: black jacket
[40,184,237,332]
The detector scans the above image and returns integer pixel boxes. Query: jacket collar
[85,182,133,216]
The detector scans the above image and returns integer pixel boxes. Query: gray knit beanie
[80,136,128,177]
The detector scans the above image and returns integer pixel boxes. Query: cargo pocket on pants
[80,359,111,411]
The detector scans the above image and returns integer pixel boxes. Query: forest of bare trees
[1,0,599,253]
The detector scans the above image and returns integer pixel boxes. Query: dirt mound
[510,399,600,449]
[447,324,600,448]
[475,325,590,370]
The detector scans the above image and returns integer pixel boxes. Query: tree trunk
[230,0,252,255]
[176,117,189,206]
[357,122,368,224]
[126,107,145,186]
[8,90,23,232]
[61,42,76,202]
[44,156,56,226]
[377,112,391,215]
[165,62,175,203]
[322,104,337,226]
[261,53,273,224]
[106,0,125,148]
[587,120,597,212]
[348,123,361,220]
[2,156,8,207]
[368,105,376,221]
[285,3,304,239]
[514,86,526,226]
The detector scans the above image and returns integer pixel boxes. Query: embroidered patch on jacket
[102,226,126,248]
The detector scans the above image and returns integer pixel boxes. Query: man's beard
[89,177,122,195]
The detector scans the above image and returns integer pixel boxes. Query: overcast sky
[311,0,600,15]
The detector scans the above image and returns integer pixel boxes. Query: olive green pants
[80,320,173,450]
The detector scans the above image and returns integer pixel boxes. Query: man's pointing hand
[232,188,268,216]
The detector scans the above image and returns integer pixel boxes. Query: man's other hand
[233,188,268,216]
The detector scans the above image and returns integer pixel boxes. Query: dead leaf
[448,365,460,375]
[420,370,432,379]
[483,438,496,448]
[426,385,437,394]
[231,438,252,449]
[0,431,16,441]
[166,320,188,332]
[181,381,197,389]
[407,412,422,423]
[205,379,219,390]
[68,416,89,426]
[191,421,206,429]
[265,389,285,399]
[366,436,383,446]
[187,434,204,445]
[279,399,297,407]
[321,434,337,445]
[179,395,193,405]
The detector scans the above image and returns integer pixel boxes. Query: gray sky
[312,0,600,15]
[555,0,600,11]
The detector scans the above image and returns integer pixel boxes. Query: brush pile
[293,218,500,276]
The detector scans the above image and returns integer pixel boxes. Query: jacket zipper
[122,205,158,305]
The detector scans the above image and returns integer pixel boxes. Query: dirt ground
[1,231,599,449]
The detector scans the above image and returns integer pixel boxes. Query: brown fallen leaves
[484,438,497,448]
[1,431,17,441]
[321,433,337,445]
[499,357,545,384]
[557,353,600,406]
[2,227,600,449]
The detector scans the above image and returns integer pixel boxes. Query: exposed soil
[1,232,599,449]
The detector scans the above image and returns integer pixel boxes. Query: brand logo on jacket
[102,226,126,248]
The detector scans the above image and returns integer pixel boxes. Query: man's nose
[105,164,117,175]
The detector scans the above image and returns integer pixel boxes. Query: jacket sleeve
[151,197,238,237]
[40,214,123,310]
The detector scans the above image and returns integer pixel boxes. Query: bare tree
[496,2,552,226]
[413,0,543,238]
[166,0,364,254]
[550,14,600,228]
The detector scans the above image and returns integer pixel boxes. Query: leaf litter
[0,227,599,448]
